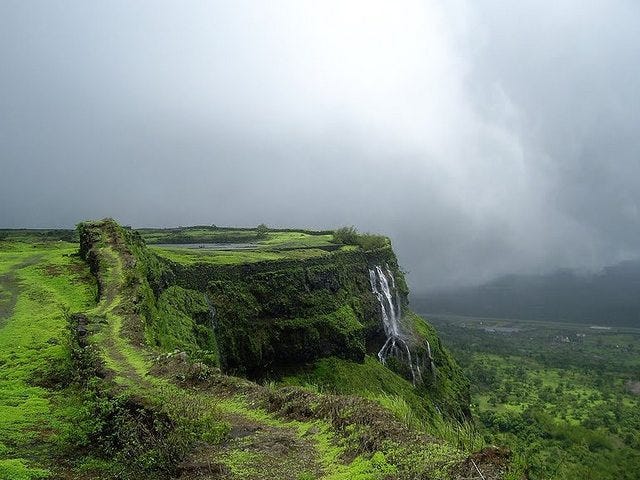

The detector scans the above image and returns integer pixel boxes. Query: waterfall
[204,293,217,332]
[369,265,434,385]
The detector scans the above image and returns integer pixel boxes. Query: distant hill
[414,260,640,327]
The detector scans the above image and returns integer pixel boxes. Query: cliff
[62,219,507,479]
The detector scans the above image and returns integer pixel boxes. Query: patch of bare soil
[450,446,513,480]
[177,412,323,480]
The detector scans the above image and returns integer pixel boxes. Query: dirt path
[179,410,324,480]
[90,247,152,387]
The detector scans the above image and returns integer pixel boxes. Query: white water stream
[205,293,217,331]
[369,265,434,385]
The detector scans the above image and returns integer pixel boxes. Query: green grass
[258,231,334,248]
[138,227,335,249]
[217,396,402,480]
[150,245,333,265]
[0,241,96,477]
[282,356,431,415]
[0,223,481,479]
[283,355,483,454]
[142,226,345,266]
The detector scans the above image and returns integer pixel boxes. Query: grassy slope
[0,241,96,479]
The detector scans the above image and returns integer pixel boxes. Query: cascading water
[369,264,434,385]
[204,293,217,332]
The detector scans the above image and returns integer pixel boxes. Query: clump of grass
[428,417,485,453]
[374,393,426,431]
[0,459,50,480]
[374,392,484,452]
[67,385,229,479]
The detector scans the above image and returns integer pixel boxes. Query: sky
[1,1,639,290]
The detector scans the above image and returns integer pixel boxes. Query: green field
[138,226,335,248]
[426,314,640,480]
[136,226,353,266]
[149,245,339,265]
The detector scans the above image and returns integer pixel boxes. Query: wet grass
[282,356,484,454]
[139,227,335,248]
[0,241,96,478]
[150,245,335,265]
[216,396,404,480]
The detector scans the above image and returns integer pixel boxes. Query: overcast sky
[1,1,639,290]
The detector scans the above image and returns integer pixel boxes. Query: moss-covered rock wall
[162,246,408,376]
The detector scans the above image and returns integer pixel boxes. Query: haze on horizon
[1,1,639,291]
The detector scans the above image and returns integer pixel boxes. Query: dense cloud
[1,1,639,290]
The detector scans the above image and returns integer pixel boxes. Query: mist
[1,0,639,290]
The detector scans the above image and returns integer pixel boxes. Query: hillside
[416,262,640,327]
[0,220,511,479]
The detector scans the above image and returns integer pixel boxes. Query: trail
[89,245,152,387]
[179,401,325,480]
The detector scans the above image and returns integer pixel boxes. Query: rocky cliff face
[164,245,407,377]
[78,219,470,421]
[156,237,470,421]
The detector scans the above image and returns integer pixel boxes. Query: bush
[333,226,359,245]
[255,224,269,239]
[356,233,387,250]
[332,227,388,250]
[75,386,229,479]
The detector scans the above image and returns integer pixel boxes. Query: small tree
[332,226,359,245]
[255,223,269,239]
[333,226,387,250]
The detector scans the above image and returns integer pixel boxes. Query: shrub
[355,233,387,250]
[255,224,269,239]
[333,226,359,245]
[333,227,388,250]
